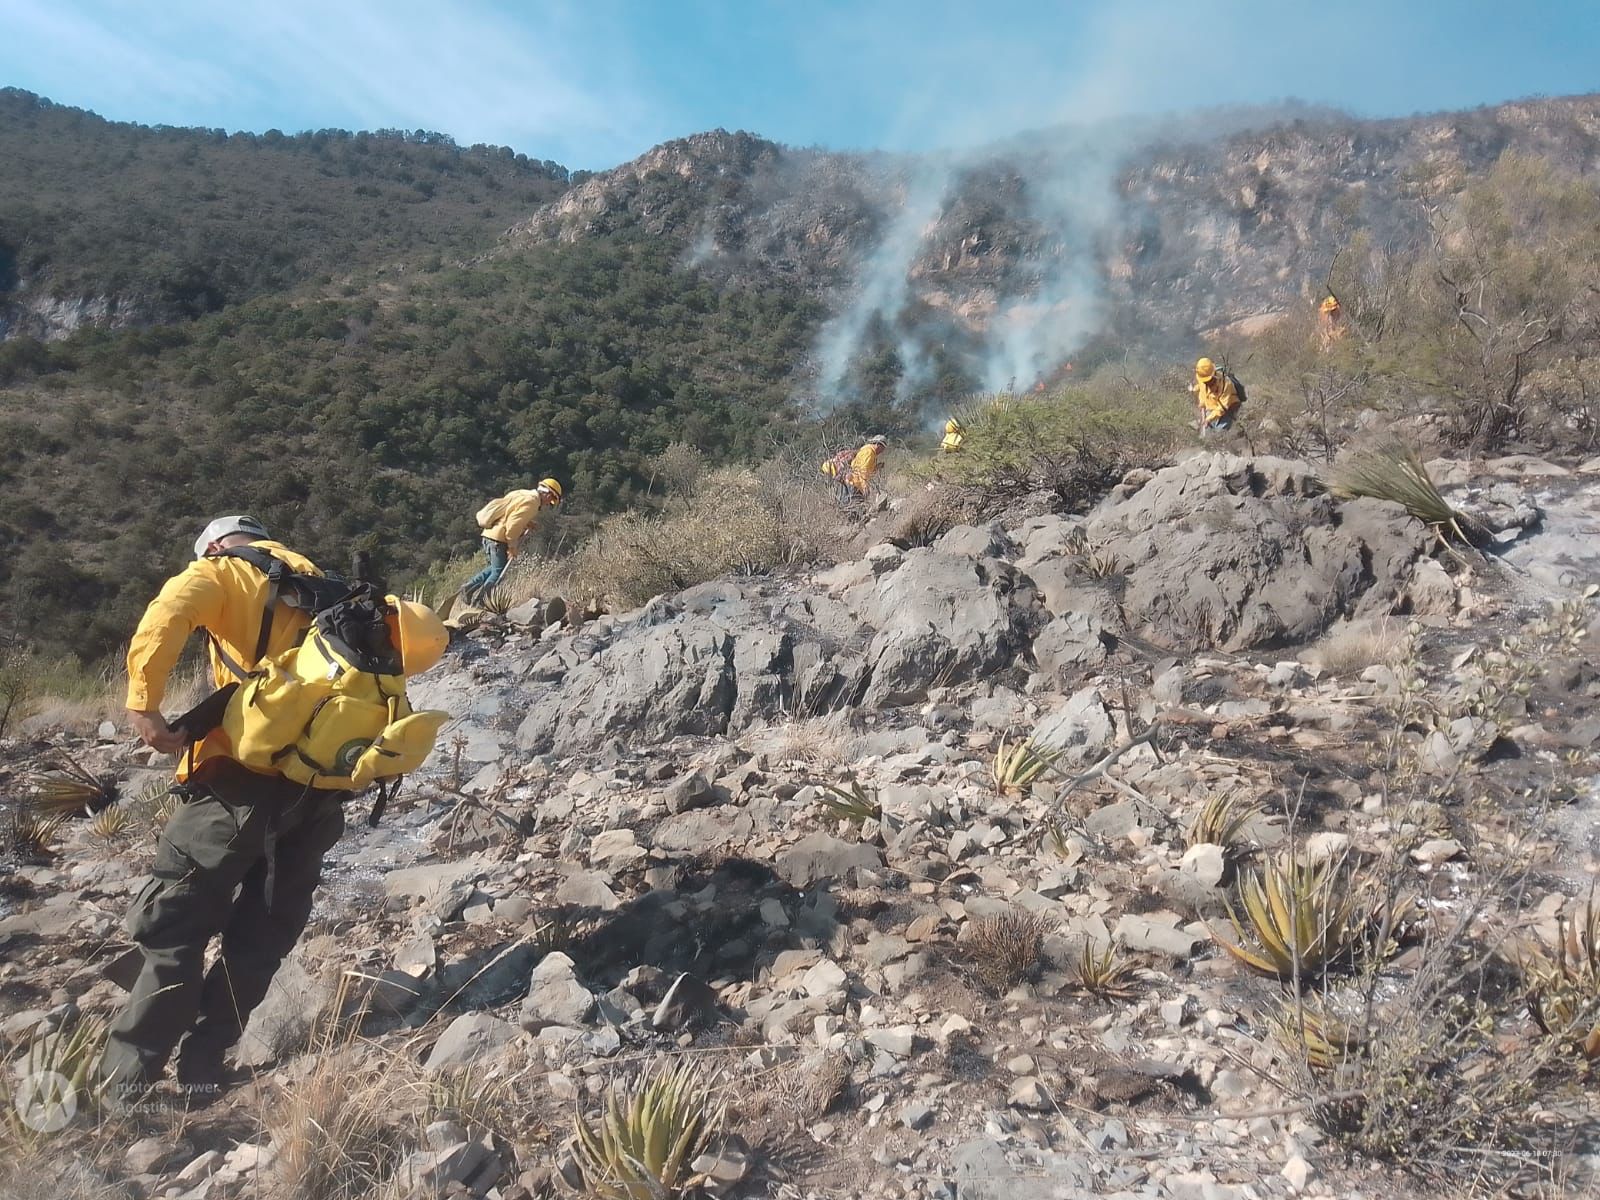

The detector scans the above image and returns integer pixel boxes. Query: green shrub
[938,373,1190,510]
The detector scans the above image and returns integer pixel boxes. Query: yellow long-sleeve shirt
[1190,373,1240,423]
[849,443,883,493]
[126,540,324,777]
[481,489,544,554]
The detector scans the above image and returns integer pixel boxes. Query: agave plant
[478,586,513,617]
[1186,792,1257,852]
[1270,998,1361,1071]
[1522,896,1600,1061]
[29,755,120,818]
[817,779,881,827]
[564,1061,724,1199]
[992,733,1057,796]
[1214,854,1361,981]
[532,912,574,956]
[1073,941,1144,1001]
[0,1015,107,1143]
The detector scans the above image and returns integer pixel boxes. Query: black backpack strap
[203,545,289,680]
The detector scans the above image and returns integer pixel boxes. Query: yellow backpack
[203,548,450,803]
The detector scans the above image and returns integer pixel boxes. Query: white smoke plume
[812,163,953,400]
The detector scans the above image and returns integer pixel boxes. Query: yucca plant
[28,755,120,818]
[1323,442,1477,543]
[88,804,130,842]
[1073,941,1144,1001]
[817,779,881,826]
[0,1015,107,1144]
[127,779,177,832]
[563,1061,724,1199]
[1522,896,1600,1061]
[478,586,513,617]
[992,733,1057,796]
[1186,792,1256,852]
[7,806,64,860]
[1214,854,1361,981]
[532,913,574,956]
[1270,997,1361,1071]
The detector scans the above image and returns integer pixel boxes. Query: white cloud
[1,0,654,166]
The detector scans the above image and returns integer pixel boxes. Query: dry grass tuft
[771,718,852,769]
[1304,617,1406,677]
[268,1049,409,1200]
[887,487,970,549]
[794,1051,851,1118]
[966,912,1053,994]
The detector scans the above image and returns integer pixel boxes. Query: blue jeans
[462,538,509,601]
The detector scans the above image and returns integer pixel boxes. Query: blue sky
[2,0,1595,170]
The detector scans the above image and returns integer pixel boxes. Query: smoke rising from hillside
[804,1,1365,415]
[805,2,1155,412]
[813,165,952,400]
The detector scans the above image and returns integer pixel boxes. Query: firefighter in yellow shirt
[463,478,563,603]
[103,517,342,1102]
[1190,358,1244,434]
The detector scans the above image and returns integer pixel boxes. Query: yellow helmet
[1195,357,1216,381]
[538,478,563,503]
[945,418,962,434]
[1320,295,1340,313]
[386,597,449,676]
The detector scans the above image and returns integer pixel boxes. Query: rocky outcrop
[1083,454,1426,651]
[453,454,1436,757]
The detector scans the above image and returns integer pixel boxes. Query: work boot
[174,1050,243,1110]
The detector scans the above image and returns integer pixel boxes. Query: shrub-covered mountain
[2,89,1597,665]
[0,88,572,338]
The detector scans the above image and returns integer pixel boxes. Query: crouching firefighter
[100,515,450,1103]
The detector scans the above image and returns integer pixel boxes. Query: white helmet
[193,515,269,560]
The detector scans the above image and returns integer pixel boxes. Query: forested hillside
[0,89,572,337]
[0,234,818,660]
[2,90,1597,668]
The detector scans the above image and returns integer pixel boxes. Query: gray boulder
[520,952,595,1032]
[516,620,735,754]
[848,550,1037,708]
[1032,687,1115,766]
[423,1013,519,1074]
[1085,454,1425,651]
[776,834,885,887]
[235,956,334,1068]
[1031,611,1111,681]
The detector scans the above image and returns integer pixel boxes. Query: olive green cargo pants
[99,760,344,1093]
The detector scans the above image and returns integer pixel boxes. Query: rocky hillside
[508,96,1600,388]
[4,449,1599,1199]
